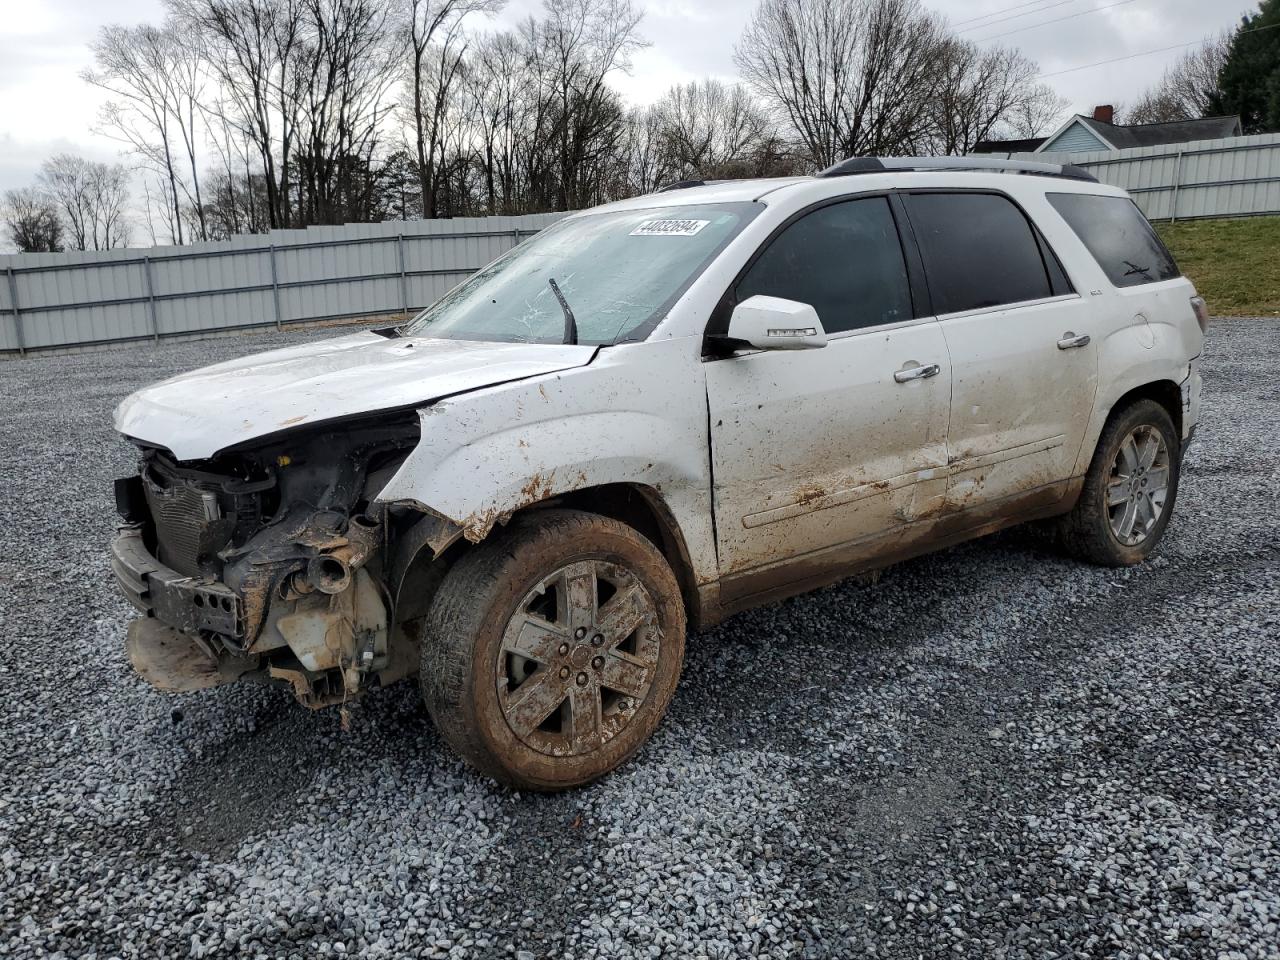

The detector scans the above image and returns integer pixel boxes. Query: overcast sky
[0,0,1250,196]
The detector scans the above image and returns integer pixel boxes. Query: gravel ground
[1,319,1278,960]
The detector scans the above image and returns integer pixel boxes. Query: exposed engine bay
[111,413,460,707]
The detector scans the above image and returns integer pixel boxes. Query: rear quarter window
[1047,193,1180,287]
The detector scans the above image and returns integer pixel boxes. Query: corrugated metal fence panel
[1018,132,1280,221]
[0,269,17,353]
[282,274,400,324]
[0,212,567,355]
[15,257,154,349]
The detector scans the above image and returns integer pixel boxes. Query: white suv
[112,157,1206,789]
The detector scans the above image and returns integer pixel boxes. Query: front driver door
[704,195,952,598]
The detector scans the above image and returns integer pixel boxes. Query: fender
[375,337,721,586]
[1072,299,1199,476]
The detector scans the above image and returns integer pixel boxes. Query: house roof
[971,136,1046,154]
[973,114,1244,156]
[1034,114,1244,154]
[1068,114,1243,149]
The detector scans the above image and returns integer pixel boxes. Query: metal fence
[0,212,565,356]
[1004,131,1280,222]
[8,135,1276,356]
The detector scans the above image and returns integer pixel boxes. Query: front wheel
[1056,398,1181,566]
[420,509,686,790]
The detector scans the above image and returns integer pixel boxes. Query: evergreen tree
[1210,0,1280,133]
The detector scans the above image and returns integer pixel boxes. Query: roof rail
[816,156,1098,183]
[657,179,707,192]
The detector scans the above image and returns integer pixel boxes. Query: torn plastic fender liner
[126,619,256,692]
[384,508,467,617]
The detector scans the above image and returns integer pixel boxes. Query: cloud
[0,0,1247,200]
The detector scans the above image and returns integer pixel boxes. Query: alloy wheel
[1106,424,1171,546]
[496,560,661,758]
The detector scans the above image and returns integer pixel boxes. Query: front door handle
[1057,332,1091,350]
[894,362,941,383]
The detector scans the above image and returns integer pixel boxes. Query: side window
[1037,230,1074,296]
[903,192,1054,314]
[736,196,914,334]
[1047,192,1180,287]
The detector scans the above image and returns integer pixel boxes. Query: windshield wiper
[547,277,578,345]
[1123,260,1152,278]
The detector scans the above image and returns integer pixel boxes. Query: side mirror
[726,295,828,350]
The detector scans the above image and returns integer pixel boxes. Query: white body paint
[115,332,596,461]
[115,172,1204,599]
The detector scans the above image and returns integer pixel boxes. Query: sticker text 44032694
[630,219,710,237]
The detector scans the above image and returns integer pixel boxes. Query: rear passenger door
[900,191,1098,513]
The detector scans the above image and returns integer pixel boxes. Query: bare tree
[38,155,93,250]
[293,0,400,224]
[174,0,403,227]
[402,0,503,218]
[525,0,647,209]
[463,31,533,214]
[88,162,133,250]
[925,41,1044,155]
[735,0,948,169]
[1128,36,1230,124]
[1002,84,1070,140]
[204,167,273,237]
[39,155,132,250]
[2,188,64,253]
[57,0,1080,235]
[171,0,309,229]
[84,21,210,243]
[623,104,675,194]
[203,103,271,235]
[652,79,780,178]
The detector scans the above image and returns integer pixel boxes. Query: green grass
[1155,216,1280,318]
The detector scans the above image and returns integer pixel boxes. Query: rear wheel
[1056,399,1180,566]
[420,509,685,790]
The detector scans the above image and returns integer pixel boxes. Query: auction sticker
[630,219,709,237]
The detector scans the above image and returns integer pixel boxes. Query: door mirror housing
[726,295,828,350]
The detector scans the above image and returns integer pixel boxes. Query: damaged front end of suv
[112,414,437,707]
[108,320,601,717]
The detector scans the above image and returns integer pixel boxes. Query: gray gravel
[2,318,1278,960]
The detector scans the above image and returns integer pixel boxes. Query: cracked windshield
[402,202,757,345]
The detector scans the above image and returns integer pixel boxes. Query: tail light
[1190,295,1210,333]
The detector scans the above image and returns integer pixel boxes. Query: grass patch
[1155,216,1280,317]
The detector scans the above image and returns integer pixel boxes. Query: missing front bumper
[111,525,245,638]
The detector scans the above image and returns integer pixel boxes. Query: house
[972,105,1243,155]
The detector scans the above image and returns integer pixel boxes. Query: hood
[114,331,597,460]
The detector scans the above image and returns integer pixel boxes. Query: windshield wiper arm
[547,277,578,346]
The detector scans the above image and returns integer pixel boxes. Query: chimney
[1092,104,1115,125]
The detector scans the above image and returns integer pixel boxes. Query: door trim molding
[742,468,922,528]
[716,477,1078,607]
[739,433,1066,530]
[947,434,1065,473]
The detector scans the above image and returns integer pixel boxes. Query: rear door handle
[1057,332,1091,350]
[894,362,941,383]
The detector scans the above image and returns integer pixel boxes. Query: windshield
[402,201,760,345]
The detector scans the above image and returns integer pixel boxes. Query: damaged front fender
[373,337,719,585]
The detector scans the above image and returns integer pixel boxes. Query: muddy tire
[420,509,686,791]
[1055,399,1180,566]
